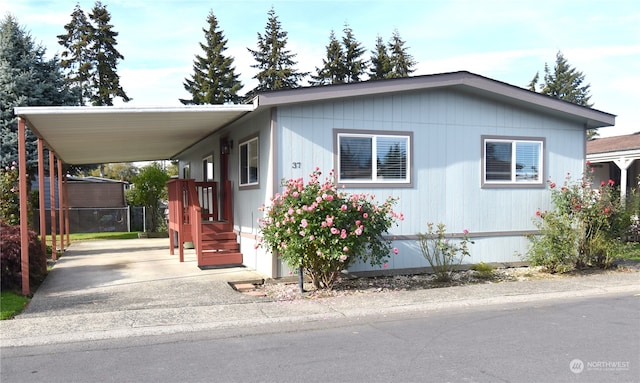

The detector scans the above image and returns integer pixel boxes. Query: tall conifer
[342,24,366,83]
[58,3,93,105]
[369,35,391,80]
[1,15,72,174]
[247,7,307,95]
[311,30,345,85]
[387,29,416,78]
[88,1,130,105]
[181,11,242,105]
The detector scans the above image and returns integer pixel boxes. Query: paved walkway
[1,239,639,347]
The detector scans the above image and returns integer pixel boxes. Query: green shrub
[0,162,20,226]
[418,223,473,282]
[258,168,402,289]
[470,262,495,280]
[527,165,625,272]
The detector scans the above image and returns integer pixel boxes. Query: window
[482,136,544,187]
[239,136,259,187]
[202,155,214,181]
[336,130,411,185]
[182,162,190,179]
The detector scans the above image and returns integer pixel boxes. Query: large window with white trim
[239,136,259,187]
[482,136,544,187]
[336,130,411,185]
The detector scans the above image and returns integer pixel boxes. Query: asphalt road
[2,293,638,383]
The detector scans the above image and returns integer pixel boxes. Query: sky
[1,0,639,137]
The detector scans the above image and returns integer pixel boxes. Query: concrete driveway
[20,238,266,318]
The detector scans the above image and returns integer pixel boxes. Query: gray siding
[178,87,587,276]
[274,88,585,273]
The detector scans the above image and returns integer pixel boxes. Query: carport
[13,104,255,295]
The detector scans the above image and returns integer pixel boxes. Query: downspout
[268,107,278,279]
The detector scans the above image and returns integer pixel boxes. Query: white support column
[614,157,634,202]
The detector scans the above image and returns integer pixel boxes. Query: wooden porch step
[199,252,243,267]
[201,231,237,241]
[201,240,240,251]
[201,221,232,233]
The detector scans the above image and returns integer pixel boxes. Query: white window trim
[335,129,413,187]
[482,135,545,188]
[239,136,259,188]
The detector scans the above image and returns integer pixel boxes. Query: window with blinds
[483,136,544,186]
[337,131,411,184]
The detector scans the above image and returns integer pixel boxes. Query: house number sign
[292,162,302,169]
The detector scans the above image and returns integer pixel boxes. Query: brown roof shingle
[587,132,640,154]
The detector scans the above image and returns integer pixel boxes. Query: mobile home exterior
[174,71,615,278]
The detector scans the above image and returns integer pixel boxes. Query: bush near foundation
[0,220,47,292]
[527,165,629,273]
[258,168,402,289]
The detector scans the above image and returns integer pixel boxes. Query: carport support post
[57,158,64,252]
[37,138,47,259]
[18,118,30,296]
[64,173,70,246]
[49,151,57,260]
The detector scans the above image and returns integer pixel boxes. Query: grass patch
[1,292,30,320]
[617,242,640,261]
[46,232,139,245]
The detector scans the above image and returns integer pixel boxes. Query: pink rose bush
[258,168,402,289]
[528,165,628,272]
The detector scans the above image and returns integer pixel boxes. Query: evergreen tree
[368,35,391,80]
[247,7,307,94]
[529,51,595,137]
[58,2,130,106]
[342,24,366,83]
[0,15,73,176]
[529,51,592,107]
[88,1,130,105]
[311,30,345,86]
[387,29,416,78]
[181,11,242,105]
[57,3,93,105]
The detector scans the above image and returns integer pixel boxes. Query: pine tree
[247,7,307,94]
[311,30,345,86]
[342,24,366,83]
[530,51,592,107]
[57,3,93,105]
[88,1,130,105]
[368,35,391,80]
[1,15,73,175]
[181,11,242,105]
[387,29,416,78]
[529,51,595,137]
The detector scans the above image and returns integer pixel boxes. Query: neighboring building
[175,71,615,277]
[33,176,129,233]
[587,133,640,200]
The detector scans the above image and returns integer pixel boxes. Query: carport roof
[14,104,255,165]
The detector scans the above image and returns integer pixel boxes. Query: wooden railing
[167,179,230,263]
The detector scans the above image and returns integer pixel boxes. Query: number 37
[292,162,301,169]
